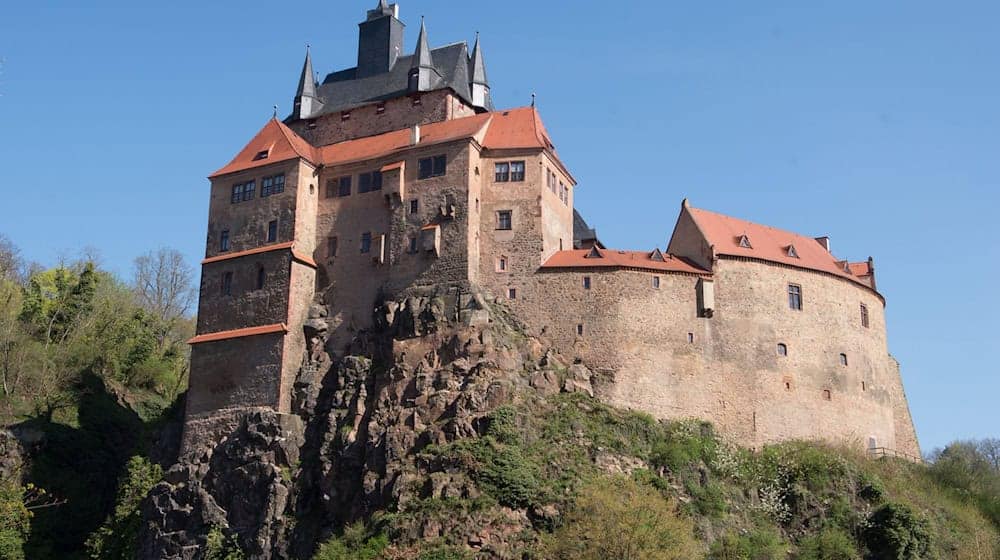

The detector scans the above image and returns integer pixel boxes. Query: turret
[408,18,441,93]
[293,46,322,119]
[357,0,405,79]
[468,33,493,112]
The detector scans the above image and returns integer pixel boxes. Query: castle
[184,1,921,460]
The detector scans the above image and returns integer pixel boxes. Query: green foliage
[863,502,932,560]
[0,478,31,560]
[929,440,1000,529]
[796,528,859,560]
[313,522,388,560]
[708,528,787,560]
[547,476,701,560]
[416,545,471,560]
[204,526,246,560]
[84,456,163,559]
[484,404,519,445]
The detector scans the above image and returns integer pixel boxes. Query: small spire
[531,93,536,107]
[412,17,434,69]
[469,31,489,86]
[273,105,278,119]
[296,45,317,99]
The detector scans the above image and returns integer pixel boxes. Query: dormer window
[738,234,752,249]
[376,102,386,114]
[585,246,602,259]
[649,248,665,262]
[253,149,270,161]
[341,111,351,121]
[787,244,799,258]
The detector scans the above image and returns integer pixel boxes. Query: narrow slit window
[267,220,278,243]
[497,257,507,272]
[256,267,266,290]
[220,230,230,252]
[860,303,870,328]
[360,232,372,254]
[577,324,584,336]
[221,271,233,296]
[583,276,591,290]
[840,353,848,366]
[652,276,660,289]
[327,236,338,258]
[777,343,788,356]
[687,332,694,343]
[410,199,419,214]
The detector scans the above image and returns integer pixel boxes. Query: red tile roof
[188,323,288,345]
[482,107,554,151]
[202,242,317,268]
[210,119,318,178]
[685,205,875,288]
[541,248,710,275]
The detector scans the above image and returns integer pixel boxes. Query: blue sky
[1,1,997,452]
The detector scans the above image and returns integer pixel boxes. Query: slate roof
[299,42,474,118]
[573,209,602,249]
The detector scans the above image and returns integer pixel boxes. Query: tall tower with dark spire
[408,18,441,92]
[293,46,322,119]
[468,33,492,112]
[357,1,405,79]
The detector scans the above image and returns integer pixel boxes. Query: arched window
[839,353,848,366]
[777,343,788,356]
[822,389,832,401]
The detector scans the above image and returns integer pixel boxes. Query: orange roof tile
[541,249,710,275]
[319,113,493,167]
[848,262,871,277]
[210,119,318,178]
[685,206,875,289]
[202,242,294,265]
[482,107,553,151]
[188,323,288,345]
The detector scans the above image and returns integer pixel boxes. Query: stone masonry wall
[288,90,477,148]
[187,333,285,417]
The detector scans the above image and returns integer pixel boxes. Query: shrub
[709,528,786,560]
[863,502,932,560]
[416,545,471,560]
[204,526,246,560]
[547,476,700,560]
[313,522,388,560]
[0,478,31,560]
[797,528,859,560]
[85,455,163,559]
[485,405,519,445]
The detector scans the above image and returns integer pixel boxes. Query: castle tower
[293,47,322,120]
[408,18,441,93]
[468,33,493,112]
[357,0,405,79]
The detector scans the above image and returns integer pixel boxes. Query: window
[547,169,557,193]
[220,230,230,252]
[497,257,507,272]
[261,174,285,197]
[840,353,848,366]
[508,288,516,299]
[221,271,233,296]
[337,176,352,197]
[510,161,525,181]
[652,276,660,289]
[266,220,278,243]
[777,343,788,356]
[497,210,512,230]
[494,161,525,182]
[788,284,802,310]
[409,237,417,253]
[327,236,338,258]
[860,304,870,328]
[253,149,269,161]
[409,199,419,214]
[360,232,372,253]
[256,267,266,290]
[577,324,584,336]
[687,332,695,343]
[495,162,510,182]
[822,389,832,401]
[560,182,568,205]
[583,276,591,290]
[231,181,255,203]
[341,110,351,121]
[359,171,383,193]
[418,155,447,179]
[785,382,792,391]
[376,102,386,114]
[862,381,867,392]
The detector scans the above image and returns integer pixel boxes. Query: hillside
[0,244,998,559]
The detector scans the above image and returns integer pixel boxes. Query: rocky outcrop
[139,287,582,559]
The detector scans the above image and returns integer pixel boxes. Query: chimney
[814,236,831,252]
[411,125,421,145]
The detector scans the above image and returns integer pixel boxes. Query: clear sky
[1,1,997,453]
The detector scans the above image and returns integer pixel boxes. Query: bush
[0,478,31,560]
[204,526,245,560]
[85,456,163,559]
[797,528,859,560]
[709,528,786,560]
[313,522,388,560]
[416,545,471,560]
[863,502,931,560]
[547,476,700,560]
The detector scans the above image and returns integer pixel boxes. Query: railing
[868,447,922,463]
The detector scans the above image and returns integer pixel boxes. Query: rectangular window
[267,220,278,243]
[510,161,525,181]
[583,276,591,290]
[860,303,870,328]
[360,232,372,253]
[359,171,383,193]
[788,284,802,310]
[560,182,568,205]
[498,257,507,272]
[408,237,417,253]
[508,288,516,299]
[548,169,556,193]
[220,230,230,252]
[221,271,233,296]
[261,174,285,197]
[256,267,266,290]
[231,181,255,203]
[652,276,660,289]
[577,324,584,336]
[325,179,336,198]
[497,210,512,230]
[495,162,510,182]
[338,176,352,197]
[376,102,386,114]
[327,236,338,258]
[418,155,447,179]
[409,199,419,214]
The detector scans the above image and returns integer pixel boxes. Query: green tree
[84,456,163,559]
[863,502,932,560]
[548,476,701,560]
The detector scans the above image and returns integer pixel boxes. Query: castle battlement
[182,1,920,459]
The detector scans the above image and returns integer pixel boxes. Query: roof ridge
[274,119,317,163]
